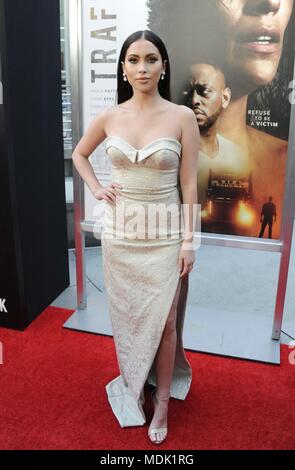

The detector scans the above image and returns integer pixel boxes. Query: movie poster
[82,1,294,241]
[147,0,295,240]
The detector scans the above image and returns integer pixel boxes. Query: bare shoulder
[175,105,199,140]
[91,105,123,131]
[163,102,194,117]
[73,106,116,157]
[97,105,118,119]
[90,106,114,126]
[176,104,195,119]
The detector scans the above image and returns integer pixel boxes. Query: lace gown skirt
[101,136,192,427]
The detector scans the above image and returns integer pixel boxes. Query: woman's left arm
[178,105,200,277]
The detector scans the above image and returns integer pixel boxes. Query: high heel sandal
[148,389,170,445]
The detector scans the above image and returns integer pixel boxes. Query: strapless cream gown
[101,135,192,427]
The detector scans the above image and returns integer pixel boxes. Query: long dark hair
[116,30,171,104]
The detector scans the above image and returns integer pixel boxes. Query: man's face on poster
[188,63,231,132]
[217,0,294,87]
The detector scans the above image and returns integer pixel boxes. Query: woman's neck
[127,89,163,112]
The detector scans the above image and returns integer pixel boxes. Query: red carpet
[0,306,294,450]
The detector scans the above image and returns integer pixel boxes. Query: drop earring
[161,72,165,80]
[123,73,127,82]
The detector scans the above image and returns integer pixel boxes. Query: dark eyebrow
[193,81,209,87]
[127,53,158,58]
[201,82,209,86]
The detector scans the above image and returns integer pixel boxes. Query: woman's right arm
[72,108,122,204]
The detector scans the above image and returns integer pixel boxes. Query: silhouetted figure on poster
[259,197,277,239]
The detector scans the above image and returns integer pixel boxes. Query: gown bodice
[105,135,182,166]
[104,135,182,196]
[103,135,184,243]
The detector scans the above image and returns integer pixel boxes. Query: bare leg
[148,278,182,443]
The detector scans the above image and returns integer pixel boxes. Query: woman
[72,30,200,445]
